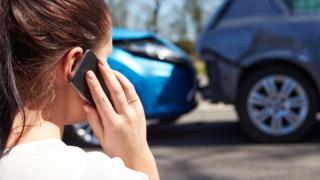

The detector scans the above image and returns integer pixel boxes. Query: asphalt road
[86,101,320,180]
[148,101,320,180]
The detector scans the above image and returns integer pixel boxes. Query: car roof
[112,28,155,40]
[223,0,289,20]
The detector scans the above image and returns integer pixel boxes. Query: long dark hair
[0,0,111,156]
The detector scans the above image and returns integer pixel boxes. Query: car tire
[236,66,318,142]
[63,123,100,147]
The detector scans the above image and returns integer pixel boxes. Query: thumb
[83,104,104,143]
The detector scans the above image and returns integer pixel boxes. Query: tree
[105,0,128,27]
[171,2,188,40]
[105,0,216,41]
[146,0,161,33]
[186,0,202,36]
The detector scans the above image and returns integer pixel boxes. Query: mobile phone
[69,49,112,107]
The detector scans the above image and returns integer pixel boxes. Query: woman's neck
[6,109,65,147]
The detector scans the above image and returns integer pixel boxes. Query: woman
[0,0,159,180]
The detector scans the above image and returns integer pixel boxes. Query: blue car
[64,28,198,146]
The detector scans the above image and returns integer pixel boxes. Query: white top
[0,139,148,180]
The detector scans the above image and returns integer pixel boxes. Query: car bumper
[150,65,198,119]
[201,59,241,104]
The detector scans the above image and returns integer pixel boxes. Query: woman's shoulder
[1,139,89,166]
[0,139,88,180]
[5,138,86,157]
[0,138,113,167]
[0,139,148,180]
[1,138,115,165]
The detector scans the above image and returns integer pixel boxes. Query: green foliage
[174,40,195,55]
[194,60,206,76]
[174,40,206,76]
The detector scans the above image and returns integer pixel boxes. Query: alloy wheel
[247,75,309,136]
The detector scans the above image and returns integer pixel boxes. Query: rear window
[283,0,320,14]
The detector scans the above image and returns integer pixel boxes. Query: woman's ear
[62,47,84,83]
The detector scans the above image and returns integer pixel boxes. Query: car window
[283,0,320,14]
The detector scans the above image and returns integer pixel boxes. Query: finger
[86,71,117,121]
[83,104,104,142]
[98,58,128,113]
[113,70,141,106]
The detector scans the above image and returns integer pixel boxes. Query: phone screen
[69,50,112,107]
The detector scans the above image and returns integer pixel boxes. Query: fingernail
[86,71,95,80]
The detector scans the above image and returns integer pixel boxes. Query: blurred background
[105,0,221,75]
[64,0,320,179]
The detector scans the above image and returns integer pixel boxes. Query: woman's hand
[82,58,159,180]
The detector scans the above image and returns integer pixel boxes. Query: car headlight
[114,38,191,65]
